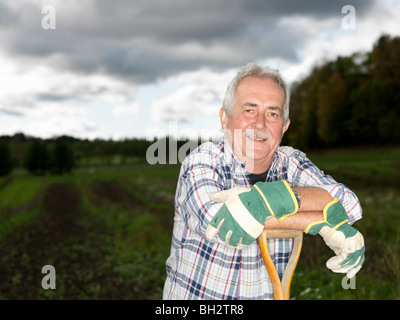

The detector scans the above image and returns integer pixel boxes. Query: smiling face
[220,76,290,173]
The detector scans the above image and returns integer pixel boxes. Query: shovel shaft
[258,229,303,300]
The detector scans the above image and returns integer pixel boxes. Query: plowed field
[0,176,174,299]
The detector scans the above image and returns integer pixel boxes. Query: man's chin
[242,149,277,172]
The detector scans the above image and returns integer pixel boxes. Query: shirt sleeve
[175,149,226,237]
[281,147,362,224]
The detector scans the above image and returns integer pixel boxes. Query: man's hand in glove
[305,198,365,278]
[205,181,298,249]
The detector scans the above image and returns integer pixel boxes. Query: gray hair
[222,63,290,123]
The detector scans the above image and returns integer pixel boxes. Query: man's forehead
[236,77,285,105]
[236,77,285,96]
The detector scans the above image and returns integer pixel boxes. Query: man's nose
[254,112,265,129]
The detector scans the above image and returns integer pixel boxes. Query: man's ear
[282,118,290,134]
[219,107,228,129]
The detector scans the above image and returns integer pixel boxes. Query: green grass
[0,176,48,237]
[0,176,45,210]
[0,176,7,186]
[307,146,400,182]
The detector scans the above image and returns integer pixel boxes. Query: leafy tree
[51,140,75,174]
[317,72,348,146]
[0,142,13,176]
[24,140,50,174]
[370,34,400,143]
[288,34,400,149]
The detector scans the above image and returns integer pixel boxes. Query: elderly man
[163,63,365,300]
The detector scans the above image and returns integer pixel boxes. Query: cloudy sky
[1,0,399,141]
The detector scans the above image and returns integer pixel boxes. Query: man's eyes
[244,110,281,119]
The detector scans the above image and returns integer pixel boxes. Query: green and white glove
[205,181,299,249]
[305,198,365,278]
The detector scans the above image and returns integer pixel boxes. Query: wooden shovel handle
[258,229,303,300]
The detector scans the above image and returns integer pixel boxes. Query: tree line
[0,134,192,176]
[284,34,400,149]
[0,135,76,176]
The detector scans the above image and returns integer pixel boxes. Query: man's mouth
[239,129,271,143]
[246,135,267,141]
[244,130,270,142]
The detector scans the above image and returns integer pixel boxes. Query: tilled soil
[86,180,145,209]
[0,182,153,299]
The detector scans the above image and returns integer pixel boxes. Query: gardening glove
[305,198,365,278]
[205,181,299,249]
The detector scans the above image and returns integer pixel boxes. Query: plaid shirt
[163,138,362,300]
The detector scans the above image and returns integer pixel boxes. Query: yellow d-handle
[258,229,303,300]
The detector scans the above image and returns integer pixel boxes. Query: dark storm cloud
[2,0,376,84]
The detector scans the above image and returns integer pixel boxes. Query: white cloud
[113,103,141,117]
[145,68,236,139]
[0,51,140,138]
[0,105,98,139]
